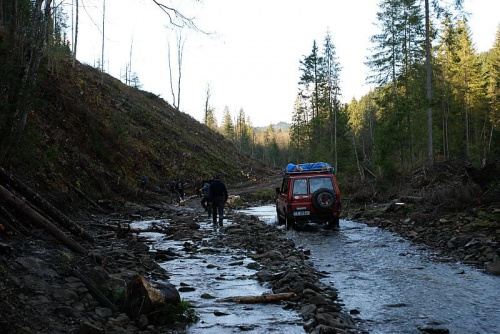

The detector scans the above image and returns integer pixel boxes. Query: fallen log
[90,222,142,234]
[0,203,26,235]
[72,269,117,311]
[0,184,87,254]
[0,166,94,242]
[70,183,107,213]
[216,292,296,304]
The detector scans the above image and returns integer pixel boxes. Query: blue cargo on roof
[285,162,334,174]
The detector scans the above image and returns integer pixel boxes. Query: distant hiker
[200,180,212,217]
[140,175,148,189]
[209,175,228,226]
[175,179,184,201]
[168,180,177,204]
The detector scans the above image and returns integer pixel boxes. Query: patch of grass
[107,287,126,305]
[151,300,199,325]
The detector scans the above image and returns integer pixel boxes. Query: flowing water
[239,205,500,334]
[131,218,304,334]
[133,206,500,334]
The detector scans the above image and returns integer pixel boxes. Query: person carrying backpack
[200,180,212,217]
[175,179,184,201]
[209,175,228,226]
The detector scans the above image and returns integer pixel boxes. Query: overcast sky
[76,0,500,127]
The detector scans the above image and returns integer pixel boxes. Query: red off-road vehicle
[275,162,341,230]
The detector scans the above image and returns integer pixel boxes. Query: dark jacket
[209,179,228,201]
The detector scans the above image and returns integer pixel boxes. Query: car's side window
[292,178,308,195]
[309,177,334,193]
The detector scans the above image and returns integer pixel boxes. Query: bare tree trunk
[101,0,105,82]
[72,0,78,68]
[176,32,185,110]
[204,83,211,124]
[352,133,364,180]
[167,38,176,108]
[425,0,434,165]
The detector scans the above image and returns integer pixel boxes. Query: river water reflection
[239,205,500,334]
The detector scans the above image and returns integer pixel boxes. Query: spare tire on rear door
[312,188,335,212]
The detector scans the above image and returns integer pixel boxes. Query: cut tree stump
[216,292,296,304]
[122,274,180,319]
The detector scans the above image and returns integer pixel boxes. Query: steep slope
[3,60,270,212]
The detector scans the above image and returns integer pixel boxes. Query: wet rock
[418,325,450,333]
[137,314,149,329]
[303,318,317,331]
[246,262,261,270]
[95,307,113,318]
[256,270,274,282]
[200,293,216,299]
[307,295,329,306]
[300,304,317,318]
[213,310,230,316]
[486,259,500,276]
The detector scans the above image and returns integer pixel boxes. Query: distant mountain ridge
[254,121,291,131]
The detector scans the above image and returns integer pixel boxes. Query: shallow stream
[133,205,500,333]
[240,205,500,334]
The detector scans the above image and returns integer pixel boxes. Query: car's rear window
[309,177,334,193]
[292,178,307,195]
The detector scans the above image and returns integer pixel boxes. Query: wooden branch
[70,184,107,213]
[0,203,27,236]
[90,222,141,234]
[0,184,87,254]
[0,166,94,242]
[216,292,296,304]
[72,269,117,311]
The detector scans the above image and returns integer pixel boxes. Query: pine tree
[221,106,235,141]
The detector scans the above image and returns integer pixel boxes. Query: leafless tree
[167,29,186,110]
[72,0,78,68]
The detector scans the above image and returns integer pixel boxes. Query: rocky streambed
[0,196,364,334]
[349,201,500,276]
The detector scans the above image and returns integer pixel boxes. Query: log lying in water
[216,292,296,304]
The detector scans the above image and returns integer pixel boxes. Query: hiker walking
[209,175,228,226]
[200,180,212,217]
[175,179,184,202]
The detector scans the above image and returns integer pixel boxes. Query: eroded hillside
[2,60,271,212]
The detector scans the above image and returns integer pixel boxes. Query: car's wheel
[312,188,336,212]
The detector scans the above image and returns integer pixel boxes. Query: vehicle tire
[312,188,336,212]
